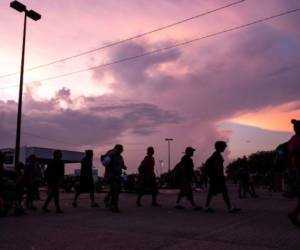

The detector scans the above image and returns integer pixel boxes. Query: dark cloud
[0,88,181,150]
[88,20,300,164]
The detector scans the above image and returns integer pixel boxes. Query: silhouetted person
[42,150,64,214]
[14,162,26,215]
[175,147,202,210]
[105,144,126,213]
[73,150,99,208]
[24,154,41,210]
[137,147,160,207]
[287,119,300,227]
[204,141,241,213]
[0,152,4,216]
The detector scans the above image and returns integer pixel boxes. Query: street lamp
[165,138,174,172]
[10,1,41,164]
[159,160,164,176]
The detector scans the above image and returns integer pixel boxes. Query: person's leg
[238,181,243,198]
[27,184,36,209]
[110,179,119,212]
[90,186,99,207]
[111,179,121,212]
[104,191,111,208]
[176,187,184,204]
[175,184,186,209]
[150,178,159,206]
[249,183,258,197]
[205,190,213,207]
[53,186,63,213]
[137,179,146,206]
[222,189,232,210]
[185,183,195,207]
[72,191,80,208]
[43,187,54,212]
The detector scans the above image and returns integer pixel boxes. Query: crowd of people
[0,119,299,227]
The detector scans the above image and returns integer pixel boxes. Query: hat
[185,146,195,153]
[291,119,300,127]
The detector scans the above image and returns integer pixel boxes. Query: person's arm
[121,156,127,170]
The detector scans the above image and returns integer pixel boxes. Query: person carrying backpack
[175,147,202,210]
[104,144,127,213]
[136,147,160,207]
[204,141,241,213]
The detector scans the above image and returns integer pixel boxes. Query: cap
[185,146,196,153]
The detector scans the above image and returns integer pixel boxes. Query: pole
[167,141,171,172]
[14,12,27,164]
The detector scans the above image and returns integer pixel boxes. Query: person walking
[137,147,160,207]
[24,154,41,210]
[175,147,202,210]
[287,119,300,227]
[73,150,99,208]
[42,150,65,214]
[104,145,126,213]
[204,141,241,213]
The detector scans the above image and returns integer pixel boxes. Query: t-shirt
[181,155,195,182]
[208,152,225,179]
[45,160,64,183]
[141,156,155,177]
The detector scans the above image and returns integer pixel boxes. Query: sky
[0,0,300,174]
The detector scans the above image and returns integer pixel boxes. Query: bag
[100,155,111,167]
[171,162,183,186]
[203,157,213,178]
[138,160,146,174]
[274,142,289,172]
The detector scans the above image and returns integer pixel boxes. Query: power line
[0,0,245,79]
[1,7,299,90]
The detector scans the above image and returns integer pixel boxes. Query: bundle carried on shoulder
[203,157,214,178]
[100,154,111,168]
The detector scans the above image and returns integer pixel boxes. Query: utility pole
[165,138,173,172]
[10,1,41,164]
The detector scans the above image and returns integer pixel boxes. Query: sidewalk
[0,187,299,250]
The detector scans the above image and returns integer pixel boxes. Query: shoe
[72,202,77,208]
[137,201,142,207]
[42,207,50,213]
[175,205,185,210]
[91,203,99,208]
[288,213,300,227]
[228,208,242,213]
[56,209,64,214]
[193,206,202,211]
[204,207,215,213]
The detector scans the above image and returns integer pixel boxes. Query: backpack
[203,157,214,178]
[100,154,111,168]
[274,142,289,172]
[138,160,146,174]
[171,161,183,186]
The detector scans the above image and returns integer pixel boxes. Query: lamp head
[10,1,26,12]
[27,9,41,21]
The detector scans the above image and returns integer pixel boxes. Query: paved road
[1,187,299,250]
